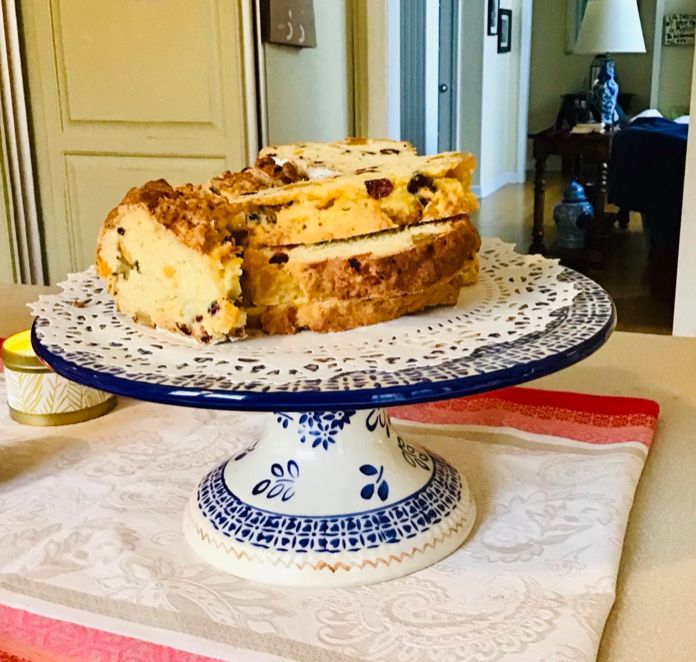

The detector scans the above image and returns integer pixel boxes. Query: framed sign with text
[261,0,317,48]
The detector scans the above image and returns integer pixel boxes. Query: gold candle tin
[2,329,116,426]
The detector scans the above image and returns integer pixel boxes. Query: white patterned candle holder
[183,409,475,587]
[2,329,115,426]
[30,239,615,587]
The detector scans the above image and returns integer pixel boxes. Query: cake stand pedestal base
[183,408,476,587]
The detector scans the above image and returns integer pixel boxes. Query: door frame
[369,0,533,192]
[672,56,696,336]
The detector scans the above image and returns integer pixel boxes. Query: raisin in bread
[95,179,245,343]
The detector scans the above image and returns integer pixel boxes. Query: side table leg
[593,161,609,239]
[618,208,630,230]
[530,156,547,254]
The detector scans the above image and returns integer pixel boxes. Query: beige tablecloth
[0,382,657,661]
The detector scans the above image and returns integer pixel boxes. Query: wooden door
[0,122,15,283]
[20,0,256,283]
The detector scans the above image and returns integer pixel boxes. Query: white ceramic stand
[32,241,615,588]
[183,408,476,587]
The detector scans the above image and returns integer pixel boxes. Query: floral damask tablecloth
[0,382,658,661]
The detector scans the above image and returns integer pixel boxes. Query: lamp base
[590,54,619,127]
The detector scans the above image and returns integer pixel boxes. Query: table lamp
[575,0,646,126]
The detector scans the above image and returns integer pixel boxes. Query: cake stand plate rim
[32,307,615,411]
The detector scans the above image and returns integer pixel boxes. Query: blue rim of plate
[31,268,616,412]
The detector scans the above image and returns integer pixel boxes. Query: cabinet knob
[439,83,449,93]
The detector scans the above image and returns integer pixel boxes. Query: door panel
[21,0,253,283]
[0,130,16,283]
[65,154,227,269]
[56,1,220,126]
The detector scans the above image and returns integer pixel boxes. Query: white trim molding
[517,0,533,182]
[673,55,696,336]
[240,0,260,162]
[251,0,268,148]
[386,0,401,139]
[473,170,522,199]
[0,0,44,284]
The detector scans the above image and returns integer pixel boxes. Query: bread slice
[212,152,479,248]
[257,137,417,179]
[247,259,479,334]
[241,216,480,306]
[95,179,246,343]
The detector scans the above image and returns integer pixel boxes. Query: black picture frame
[498,9,512,53]
[487,0,499,36]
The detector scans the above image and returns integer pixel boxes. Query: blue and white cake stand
[31,240,615,587]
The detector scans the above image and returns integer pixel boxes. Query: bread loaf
[95,140,482,341]
[95,180,245,343]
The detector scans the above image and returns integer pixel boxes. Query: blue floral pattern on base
[274,413,293,429]
[398,437,431,470]
[365,409,391,437]
[252,460,299,502]
[200,454,459,553]
[359,464,389,501]
[233,439,258,462]
[297,411,356,450]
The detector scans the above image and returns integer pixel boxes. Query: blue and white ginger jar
[553,180,594,250]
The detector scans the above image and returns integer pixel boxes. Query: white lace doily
[31,239,614,397]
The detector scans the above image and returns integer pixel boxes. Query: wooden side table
[530,128,614,255]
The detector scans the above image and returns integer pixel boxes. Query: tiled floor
[473,173,674,335]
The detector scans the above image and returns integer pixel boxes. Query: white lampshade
[575,0,647,54]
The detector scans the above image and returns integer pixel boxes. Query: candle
[2,329,116,426]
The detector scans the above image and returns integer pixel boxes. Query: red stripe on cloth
[0,605,218,662]
[469,386,660,417]
[390,387,659,447]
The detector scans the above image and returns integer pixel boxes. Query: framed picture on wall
[498,9,512,53]
[488,0,499,36]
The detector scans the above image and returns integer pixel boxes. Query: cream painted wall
[459,0,525,197]
[528,0,656,133]
[614,0,657,111]
[479,0,523,194]
[264,0,352,144]
[458,1,485,188]
[658,0,695,113]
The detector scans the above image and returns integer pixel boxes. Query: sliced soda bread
[247,261,479,334]
[257,137,417,179]
[241,216,480,306]
[96,142,482,342]
[96,180,246,343]
[213,152,479,248]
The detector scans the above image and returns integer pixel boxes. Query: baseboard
[477,171,521,199]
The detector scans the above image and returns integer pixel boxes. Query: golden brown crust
[102,179,240,254]
[209,159,306,198]
[249,264,478,334]
[242,216,481,305]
